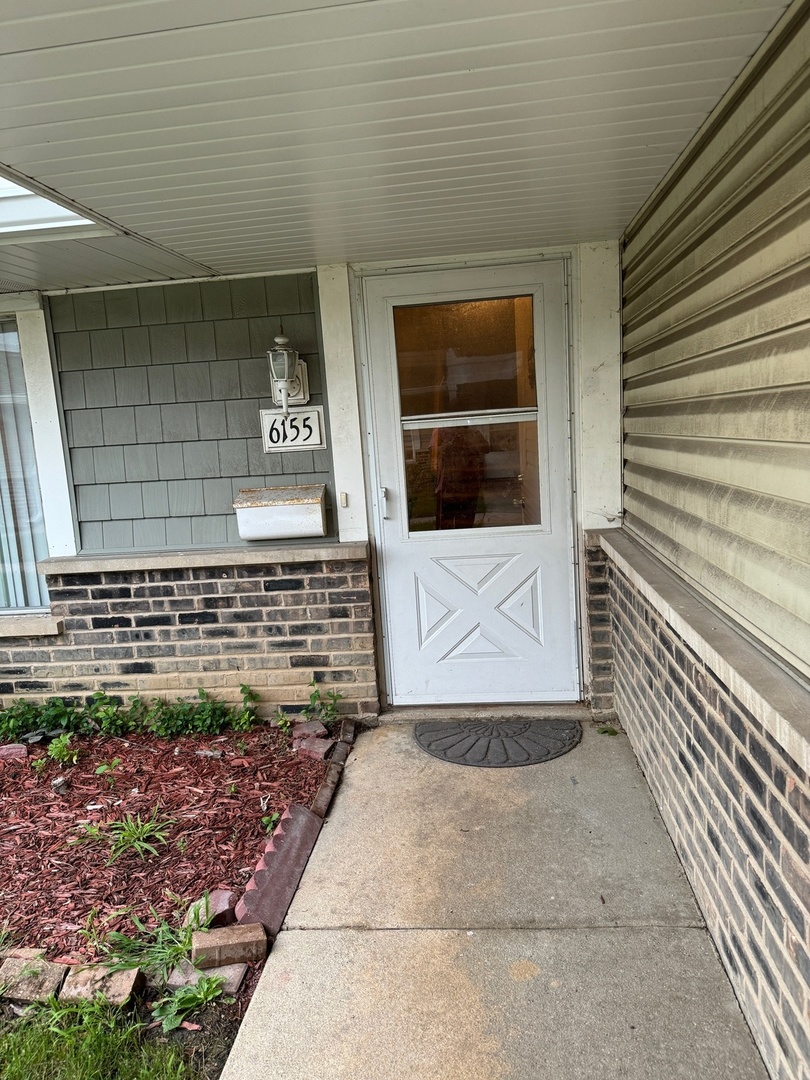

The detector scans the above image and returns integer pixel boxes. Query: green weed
[261,812,280,834]
[72,822,107,845]
[0,918,14,954]
[71,806,175,864]
[151,975,228,1033]
[107,808,175,863]
[301,681,342,727]
[47,733,79,766]
[83,909,199,983]
[94,757,122,788]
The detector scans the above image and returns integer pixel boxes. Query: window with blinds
[0,318,49,609]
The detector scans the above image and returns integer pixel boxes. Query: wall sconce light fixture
[267,326,310,415]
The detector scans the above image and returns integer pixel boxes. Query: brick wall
[0,548,378,717]
[585,536,614,711]
[608,559,809,1080]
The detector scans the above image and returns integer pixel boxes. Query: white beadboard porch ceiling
[0,0,791,290]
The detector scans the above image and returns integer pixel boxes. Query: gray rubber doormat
[413,719,581,768]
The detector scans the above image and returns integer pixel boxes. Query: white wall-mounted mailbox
[233,484,326,541]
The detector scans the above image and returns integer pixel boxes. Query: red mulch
[0,727,326,958]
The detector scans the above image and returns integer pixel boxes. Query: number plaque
[260,406,326,453]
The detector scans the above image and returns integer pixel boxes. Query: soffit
[0,0,790,289]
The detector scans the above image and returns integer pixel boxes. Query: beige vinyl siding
[621,3,810,680]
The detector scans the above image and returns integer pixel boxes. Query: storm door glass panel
[393,296,541,532]
[394,296,536,416]
[0,319,49,608]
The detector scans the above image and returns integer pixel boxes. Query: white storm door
[364,262,579,705]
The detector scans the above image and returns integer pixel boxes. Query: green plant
[0,995,202,1080]
[107,807,175,863]
[71,806,175,864]
[300,681,343,727]
[83,909,198,983]
[175,836,188,854]
[0,685,261,744]
[227,781,238,795]
[273,705,292,734]
[597,725,619,736]
[47,733,79,766]
[135,685,259,738]
[0,918,14,954]
[30,756,48,776]
[233,683,260,731]
[94,756,122,788]
[262,811,280,833]
[72,822,107,845]
[0,695,90,744]
[85,692,132,737]
[151,975,228,1033]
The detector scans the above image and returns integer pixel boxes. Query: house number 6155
[260,406,326,453]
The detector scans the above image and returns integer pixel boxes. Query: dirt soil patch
[0,727,327,958]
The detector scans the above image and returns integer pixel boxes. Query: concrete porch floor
[220,722,767,1079]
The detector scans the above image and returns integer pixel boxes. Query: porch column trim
[317,264,369,542]
[575,240,622,531]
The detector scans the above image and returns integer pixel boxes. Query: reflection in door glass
[393,296,536,416]
[403,420,541,531]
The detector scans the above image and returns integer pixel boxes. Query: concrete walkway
[221,720,767,1080]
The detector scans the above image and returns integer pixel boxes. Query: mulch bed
[0,727,327,958]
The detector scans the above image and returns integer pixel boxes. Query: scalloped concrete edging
[233,719,355,941]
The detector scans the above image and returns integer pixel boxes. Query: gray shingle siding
[52,274,334,552]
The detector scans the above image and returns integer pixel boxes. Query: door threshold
[377,702,592,724]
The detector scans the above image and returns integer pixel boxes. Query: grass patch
[0,997,201,1080]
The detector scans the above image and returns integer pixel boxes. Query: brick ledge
[599,529,810,773]
[0,614,64,638]
[38,541,368,576]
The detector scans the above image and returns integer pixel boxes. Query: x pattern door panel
[415,554,544,664]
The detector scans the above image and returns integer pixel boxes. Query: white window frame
[0,292,75,634]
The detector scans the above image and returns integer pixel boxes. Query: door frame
[351,253,584,707]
